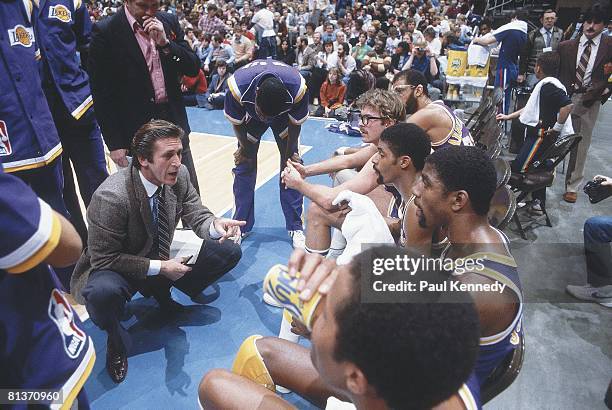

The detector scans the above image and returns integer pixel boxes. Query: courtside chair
[509,134,582,239]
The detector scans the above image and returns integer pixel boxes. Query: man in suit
[518,9,564,88]
[558,3,612,203]
[71,120,244,383]
[88,0,201,193]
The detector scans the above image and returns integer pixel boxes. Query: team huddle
[1,43,522,410]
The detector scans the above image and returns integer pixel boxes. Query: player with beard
[412,146,523,397]
[391,69,475,148]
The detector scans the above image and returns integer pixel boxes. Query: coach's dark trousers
[82,240,241,352]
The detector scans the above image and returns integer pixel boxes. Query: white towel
[467,43,489,67]
[331,190,395,265]
[493,20,528,35]
[519,76,574,137]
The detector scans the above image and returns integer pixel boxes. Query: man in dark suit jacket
[557,3,611,203]
[71,120,244,383]
[89,0,201,193]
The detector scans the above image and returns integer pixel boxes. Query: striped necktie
[155,186,170,260]
[545,30,551,47]
[575,39,593,90]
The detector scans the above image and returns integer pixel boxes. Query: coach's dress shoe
[106,339,128,383]
[563,192,577,203]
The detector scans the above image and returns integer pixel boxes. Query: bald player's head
[256,77,290,119]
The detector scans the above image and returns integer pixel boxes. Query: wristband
[552,122,564,132]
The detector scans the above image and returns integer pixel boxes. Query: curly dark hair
[380,123,431,171]
[333,246,480,409]
[426,146,497,216]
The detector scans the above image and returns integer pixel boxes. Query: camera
[583,177,612,204]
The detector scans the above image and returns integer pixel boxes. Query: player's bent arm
[298,162,378,211]
[45,212,83,268]
[305,144,376,177]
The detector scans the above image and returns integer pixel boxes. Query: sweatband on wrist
[552,122,564,132]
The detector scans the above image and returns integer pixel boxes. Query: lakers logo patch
[48,289,87,359]
[49,5,72,22]
[0,121,11,156]
[8,25,34,47]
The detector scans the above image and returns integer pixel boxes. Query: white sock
[328,228,347,259]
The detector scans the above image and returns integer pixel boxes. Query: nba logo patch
[49,5,72,23]
[48,289,86,359]
[0,121,11,156]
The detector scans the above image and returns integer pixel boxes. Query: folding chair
[488,185,516,230]
[494,158,511,188]
[509,134,582,239]
[481,334,525,404]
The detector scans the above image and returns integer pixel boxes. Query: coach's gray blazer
[71,165,214,304]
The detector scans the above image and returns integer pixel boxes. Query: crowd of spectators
[85,0,491,114]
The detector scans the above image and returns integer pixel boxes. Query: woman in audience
[276,38,296,66]
[316,68,347,117]
[312,40,337,104]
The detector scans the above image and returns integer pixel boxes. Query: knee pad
[231,335,276,392]
[263,264,323,330]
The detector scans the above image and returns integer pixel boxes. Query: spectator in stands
[406,17,424,43]
[251,0,277,58]
[366,25,377,47]
[309,30,323,52]
[316,68,347,117]
[196,33,212,67]
[185,27,200,50]
[385,26,402,54]
[181,68,208,107]
[277,37,296,66]
[202,59,230,110]
[199,4,225,36]
[402,40,441,99]
[231,26,254,70]
[519,9,564,88]
[423,26,442,57]
[297,36,317,82]
[204,34,234,77]
[335,42,357,83]
[312,40,337,104]
[456,14,473,45]
[305,21,316,44]
[479,19,492,36]
[566,175,612,307]
[352,32,373,61]
[391,41,411,74]
[321,22,336,43]
[334,30,351,53]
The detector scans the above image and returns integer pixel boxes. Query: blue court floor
[84,108,355,409]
